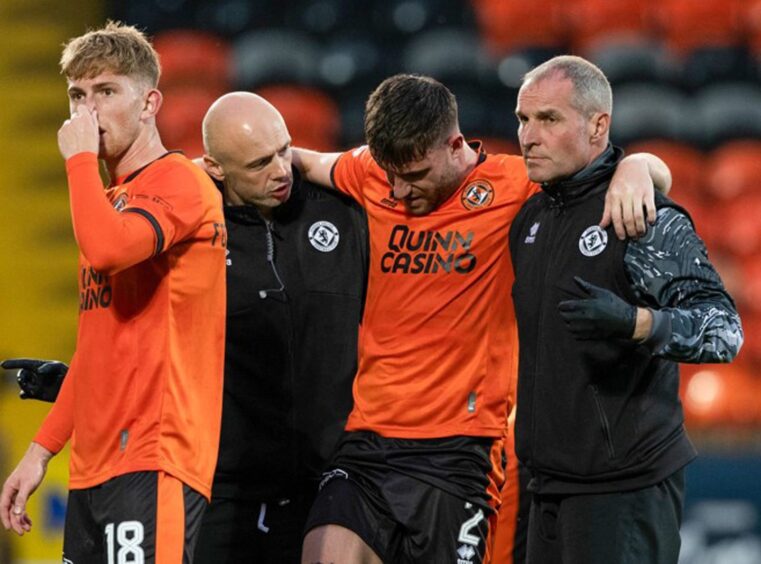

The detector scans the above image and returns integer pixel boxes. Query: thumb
[573,276,595,296]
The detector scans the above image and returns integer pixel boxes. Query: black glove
[557,277,637,340]
[1,358,68,402]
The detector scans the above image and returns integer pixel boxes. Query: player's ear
[142,88,163,120]
[449,133,465,154]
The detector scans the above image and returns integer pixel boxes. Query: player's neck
[457,141,480,182]
[107,126,168,181]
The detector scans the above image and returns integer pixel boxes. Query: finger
[599,193,613,229]
[0,482,16,530]
[645,196,657,226]
[1,359,45,370]
[37,362,65,375]
[621,198,637,240]
[610,200,626,240]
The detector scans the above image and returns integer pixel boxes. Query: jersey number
[105,521,145,564]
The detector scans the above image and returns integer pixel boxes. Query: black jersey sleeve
[624,207,743,363]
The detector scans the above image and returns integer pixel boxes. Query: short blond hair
[60,20,161,88]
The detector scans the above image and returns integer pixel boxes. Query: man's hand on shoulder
[601,153,672,240]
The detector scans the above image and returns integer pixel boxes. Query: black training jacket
[213,169,368,501]
[508,145,741,495]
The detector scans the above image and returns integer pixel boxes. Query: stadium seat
[193,0,276,37]
[401,28,497,88]
[256,85,341,152]
[153,30,232,92]
[564,0,653,53]
[233,29,321,89]
[745,0,761,58]
[319,37,386,94]
[470,0,566,55]
[370,0,477,40]
[338,92,367,149]
[692,83,761,149]
[624,140,705,203]
[680,46,756,92]
[737,312,761,368]
[156,89,218,158]
[586,41,679,88]
[609,83,689,146]
[711,194,761,258]
[705,140,761,202]
[680,363,759,429]
[652,0,744,56]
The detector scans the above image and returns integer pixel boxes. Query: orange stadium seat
[565,0,654,53]
[712,194,761,259]
[680,363,760,429]
[705,141,761,203]
[746,0,761,56]
[470,0,566,55]
[153,30,232,91]
[256,85,341,152]
[157,89,219,158]
[624,140,706,204]
[652,0,744,56]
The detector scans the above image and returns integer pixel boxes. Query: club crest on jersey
[308,220,340,252]
[113,193,128,212]
[579,225,608,257]
[461,180,494,210]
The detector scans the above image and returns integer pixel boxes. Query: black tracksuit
[508,145,742,563]
[194,169,368,563]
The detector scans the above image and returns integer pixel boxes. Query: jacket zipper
[590,385,616,460]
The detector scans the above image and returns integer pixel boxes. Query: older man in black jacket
[509,55,743,564]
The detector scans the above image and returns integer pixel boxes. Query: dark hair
[364,74,458,170]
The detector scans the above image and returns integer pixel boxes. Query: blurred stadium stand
[1,1,761,562]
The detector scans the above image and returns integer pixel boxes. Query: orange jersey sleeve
[65,152,157,274]
[33,354,77,454]
[331,146,379,205]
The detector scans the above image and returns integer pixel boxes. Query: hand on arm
[292,148,341,188]
[0,443,54,535]
[601,153,672,240]
[558,277,638,340]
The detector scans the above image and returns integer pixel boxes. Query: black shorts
[304,431,503,564]
[63,471,206,564]
[194,490,316,564]
[526,468,686,564]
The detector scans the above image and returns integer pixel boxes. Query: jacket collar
[541,144,624,208]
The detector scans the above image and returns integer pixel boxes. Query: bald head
[203,92,286,160]
[203,92,294,213]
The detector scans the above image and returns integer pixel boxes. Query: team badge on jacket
[579,225,608,257]
[308,221,340,252]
